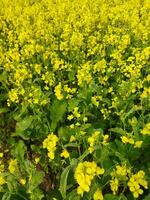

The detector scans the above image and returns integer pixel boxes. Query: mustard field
[0,0,150,199]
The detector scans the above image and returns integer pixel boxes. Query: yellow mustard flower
[54,83,64,100]
[93,189,104,200]
[121,136,134,144]
[0,175,5,186]
[141,123,150,135]
[102,135,109,145]
[43,133,59,160]
[128,170,148,198]
[35,157,40,164]
[20,178,26,185]
[134,141,143,148]
[110,178,119,195]
[60,149,70,158]
[0,153,3,158]
[8,159,18,174]
[70,135,76,142]
[74,161,104,196]
[88,131,100,153]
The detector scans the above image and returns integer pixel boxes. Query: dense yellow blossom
[43,133,59,160]
[54,83,64,100]
[110,164,131,194]
[141,123,150,135]
[88,131,100,153]
[0,153,3,158]
[121,136,134,144]
[128,171,148,198]
[0,175,5,186]
[93,189,104,200]
[8,159,18,174]
[20,178,26,185]
[111,164,131,180]
[74,161,104,196]
[0,0,150,198]
[60,149,70,158]
[110,178,119,195]
[102,135,109,145]
[134,141,143,148]
[69,135,76,142]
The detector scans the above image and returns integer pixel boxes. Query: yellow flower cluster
[60,149,69,159]
[0,153,5,186]
[8,159,18,174]
[88,131,100,153]
[0,176,5,186]
[54,83,64,100]
[0,0,148,124]
[93,189,104,200]
[74,161,104,196]
[121,136,143,148]
[140,87,150,99]
[64,84,77,99]
[102,135,109,146]
[110,164,131,194]
[110,178,119,195]
[121,136,134,144]
[67,107,87,130]
[128,170,148,198]
[20,178,26,185]
[43,133,59,160]
[88,131,109,153]
[141,122,150,135]
[72,107,81,119]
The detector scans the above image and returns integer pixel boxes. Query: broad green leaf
[16,116,34,134]
[67,189,80,200]
[50,100,67,131]
[58,126,75,141]
[60,165,72,199]
[0,108,8,114]
[104,194,119,200]
[15,140,26,170]
[28,171,45,193]
[104,194,128,200]
[2,192,11,200]
[68,98,79,112]
[30,188,44,200]
[144,194,150,200]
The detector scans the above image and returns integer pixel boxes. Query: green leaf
[0,108,8,114]
[119,194,128,200]
[104,194,128,200]
[67,189,80,200]
[60,165,72,199]
[30,188,44,200]
[109,127,125,135]
[16,116,34,134]
[2,192,11,200]
[64,143,79,148]
[58,126,74,141]
[68,98,79,112]
[78,150,89,162]
[144,194,150,200]
[28,171,45,193]
[104,194,119,200]
[50,100,67,131]
[15,140,26,169]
